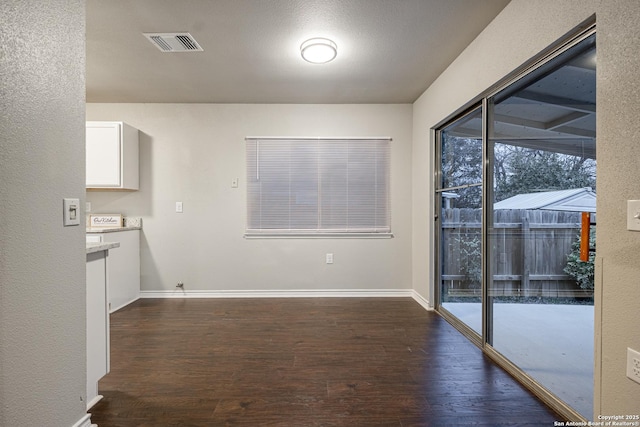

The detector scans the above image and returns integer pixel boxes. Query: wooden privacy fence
[441,208,593,299]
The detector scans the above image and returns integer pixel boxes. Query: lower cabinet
[87,229,140,312]
[86,250,110,410]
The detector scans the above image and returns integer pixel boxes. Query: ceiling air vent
[143,33,203,52]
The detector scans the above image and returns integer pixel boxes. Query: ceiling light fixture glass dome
[300,38,337,64]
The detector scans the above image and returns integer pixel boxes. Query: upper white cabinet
[86,121,139,190]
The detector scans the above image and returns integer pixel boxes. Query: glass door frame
[432,23,596,422]
[434,104,485,349]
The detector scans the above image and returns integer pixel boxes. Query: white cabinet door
[88,230,141,312]
[86,121,139,190]
[86,250,109,409]
[86,123,121,187]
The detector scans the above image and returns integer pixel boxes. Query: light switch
[627,200,640,231]
[232,178,239,188]
[63,198,80,226]
[176,201,183,213]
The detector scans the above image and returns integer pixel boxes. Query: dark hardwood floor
[89,298,561,426]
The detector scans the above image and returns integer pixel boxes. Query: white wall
[86,104,413,294]
[0,1,88,426]
[412,0,640,417]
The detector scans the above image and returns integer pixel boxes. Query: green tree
[441,135,482,208]
[441,138,596,208]
[493,146,596,202]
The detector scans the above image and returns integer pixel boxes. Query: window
[245,137,391,237]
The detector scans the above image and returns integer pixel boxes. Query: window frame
[244,136,393,239]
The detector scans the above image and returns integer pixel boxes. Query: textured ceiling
[86,0,511,104]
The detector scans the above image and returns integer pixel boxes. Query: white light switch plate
[176,201,183,213]
[63,198,80,226]
[627,200,640,231]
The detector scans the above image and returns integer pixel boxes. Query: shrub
[457,231,482,288]
[564,228,595,290]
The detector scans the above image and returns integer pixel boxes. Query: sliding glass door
[437,107,483,338]
[435,31,596,419]
[487,34,596,418]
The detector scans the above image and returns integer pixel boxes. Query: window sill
[244,232,394,239]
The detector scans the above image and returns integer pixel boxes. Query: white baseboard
[411,290,434,311]
[139,289,433,313]
[140,289,414,299]
[110,296,140,313]
[71,414,92,427]
[86,394,103,411]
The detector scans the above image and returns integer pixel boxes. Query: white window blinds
[246,137,391,236]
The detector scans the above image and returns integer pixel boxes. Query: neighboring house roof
[493,187,596,212]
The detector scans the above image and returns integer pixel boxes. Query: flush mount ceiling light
[300,38,337,64]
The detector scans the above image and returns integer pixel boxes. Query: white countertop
[86,226,142,233]
[86,241,120,254]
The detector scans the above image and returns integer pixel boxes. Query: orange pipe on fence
[580,212,590,262]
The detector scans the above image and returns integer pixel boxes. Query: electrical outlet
[627,347,640,385]
[326,253,333,264]
[627,200,640,231]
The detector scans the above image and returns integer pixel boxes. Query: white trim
[140,289,414,299]
[86,394,103,411]
[139,290,435,316]
[244,233,393,239]
[411,290,434,311]
[109,296,140,313]
[71,414,92,427]
[245,136,392,141]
